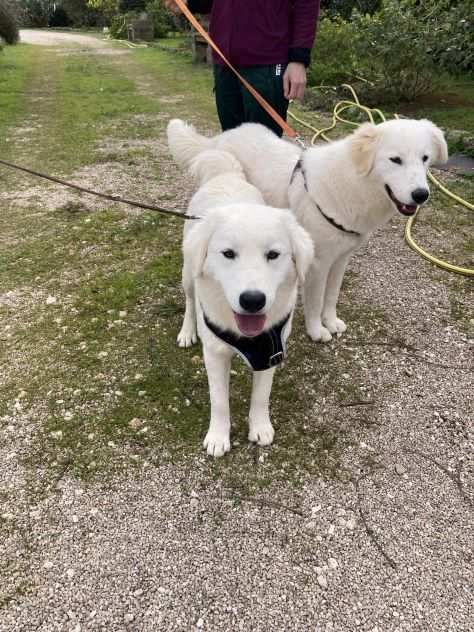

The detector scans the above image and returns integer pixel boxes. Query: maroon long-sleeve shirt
[187,0,320,67]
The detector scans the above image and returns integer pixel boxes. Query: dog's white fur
[178,148,314,456]
[168,118,448,342]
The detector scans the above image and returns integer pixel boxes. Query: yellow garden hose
[288,85,473,277]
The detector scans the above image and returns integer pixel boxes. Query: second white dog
[178,148,314,456]
[168,118,448,342]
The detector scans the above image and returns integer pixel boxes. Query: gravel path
[20,29,109,49]
[1,32,473,632]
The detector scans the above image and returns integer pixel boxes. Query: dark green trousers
[213,64,289,137]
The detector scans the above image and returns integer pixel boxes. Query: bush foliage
[310,0,473,102]
[0,0,20,43]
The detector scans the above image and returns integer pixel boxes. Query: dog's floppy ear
[421,119,448,164]
[182,214,218,277]
[351,123,380,175]
[286,214,314,283]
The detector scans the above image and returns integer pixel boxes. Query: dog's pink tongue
[399,202,417,216]
[234,313,266,337]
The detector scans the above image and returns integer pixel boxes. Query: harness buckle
[269,351,284,367]
[294,135,307,150]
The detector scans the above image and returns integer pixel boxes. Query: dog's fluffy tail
[188,149,245,186]
[167,118,212,169]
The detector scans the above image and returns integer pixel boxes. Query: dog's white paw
[322,316,347,335]
[203,428,231,457]
[177,326,197,348]
[306,321,332,343]
[248,418,274,446]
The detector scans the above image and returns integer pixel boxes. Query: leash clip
[294,135,307,150]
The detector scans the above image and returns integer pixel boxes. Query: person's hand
[164,0,187,13]
[283,63,307,101]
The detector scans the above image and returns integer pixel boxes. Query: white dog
[175,147,314,456]
[167,118,448,342]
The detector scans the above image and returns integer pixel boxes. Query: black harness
[290,158,361,237]
[203,312,291,372]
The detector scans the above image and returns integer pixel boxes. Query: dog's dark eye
[390,157,403,165]
[222,249,236,259]
[266,250,280,261]
[422,155,429,162]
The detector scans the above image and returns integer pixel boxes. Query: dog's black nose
[239,290,266,313]
[411,188,429,204]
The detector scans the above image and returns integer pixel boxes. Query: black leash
[0,158,201,221]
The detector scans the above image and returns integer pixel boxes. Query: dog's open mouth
[385,185,417,216]
[234,312,267,337]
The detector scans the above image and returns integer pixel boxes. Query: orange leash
[174,0,303,144]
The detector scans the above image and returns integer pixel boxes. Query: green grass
[0,44,38,144]
[397,78,474,135]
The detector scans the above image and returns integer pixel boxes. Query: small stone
[317,574,328,589]
[124,613,134,623]
[97,351,108,359]
[133,589,144,597]
[311,504,322,514]
[304,521,317,532]
[1,513,14,521]
[328,558,338,570]
[327,524,335,535]
[43,561,54,570]
[190,498,199,508]
[119,310,127,318]
[129,418,142,430]
[138,390,146,397]
[197,618,204,628]
[158,587,166,594]
[190,490,199,498]
[345,517,356,530]
[46,296,57,305]
[66,569,75,579]
[191,355,202,365]
[71,515,79,523]
[395,463,407,475]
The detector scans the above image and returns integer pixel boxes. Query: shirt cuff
[187,0,213,12]
[288,47,311,68]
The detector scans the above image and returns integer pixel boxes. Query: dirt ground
[0,31,473,632]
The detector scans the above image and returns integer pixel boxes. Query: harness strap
[203,312,291,372]
[290,158,361,237]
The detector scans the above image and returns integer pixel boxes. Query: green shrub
[348,1,439,101]
[320,0,381,19]
[119,0,145,11]
[423,0,473,75]
[49,5,71,26]
[0,0,19,44]
[308,16,356,87]
[21,0,52,27]
[146,0,175,38]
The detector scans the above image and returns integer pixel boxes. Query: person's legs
[240,64,289,137]
[213,64,245,131]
